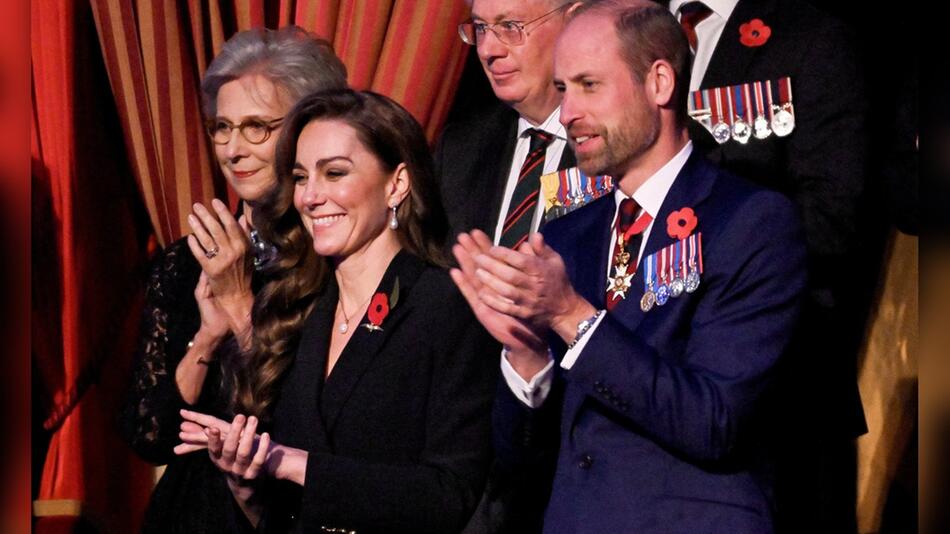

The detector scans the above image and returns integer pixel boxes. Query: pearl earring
[389,205,399,230]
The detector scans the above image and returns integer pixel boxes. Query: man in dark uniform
[664,0,869,530]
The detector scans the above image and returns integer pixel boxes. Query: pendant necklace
[337,292,373,334]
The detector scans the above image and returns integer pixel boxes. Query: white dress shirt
[502,142,694,407]
[492,108,568,244]
[669,0,739,92]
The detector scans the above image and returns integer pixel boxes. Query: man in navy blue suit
[451,1,808,531]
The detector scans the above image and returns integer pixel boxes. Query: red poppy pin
[667,207,698,240]
[361,278,400,332]
[739,19,771,47]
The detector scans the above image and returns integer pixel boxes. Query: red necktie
[679,2,713,52]
[606,198,651,311]
[499,128,553,249]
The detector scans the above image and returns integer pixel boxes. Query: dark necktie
[606,198,652,311]
[679,1,713,52]
[499,128,554,249]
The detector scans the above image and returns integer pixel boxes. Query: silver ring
[205,246,220,259]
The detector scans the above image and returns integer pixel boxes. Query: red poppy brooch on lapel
[361,278,400,332]
[739,19,771,47]
[667,207,698,240]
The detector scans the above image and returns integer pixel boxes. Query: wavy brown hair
[233,89,449,418]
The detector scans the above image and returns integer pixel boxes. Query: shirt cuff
[501,349,555,408]
[560,310,608,370]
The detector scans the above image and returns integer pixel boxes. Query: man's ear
[647,59,677,108]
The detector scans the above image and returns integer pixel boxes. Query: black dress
[261,251,499,534]
[119,236,256,533]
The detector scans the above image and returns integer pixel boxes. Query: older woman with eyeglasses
[119,26,346,533]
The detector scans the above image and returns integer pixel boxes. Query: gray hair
[201,25,348,118]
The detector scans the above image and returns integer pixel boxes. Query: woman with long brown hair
[177,89,497,533]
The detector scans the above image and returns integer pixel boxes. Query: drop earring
[389,205,399,230]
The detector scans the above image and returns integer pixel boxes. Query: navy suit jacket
[495,152,807,533]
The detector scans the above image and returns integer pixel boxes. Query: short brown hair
[571,0,691,125]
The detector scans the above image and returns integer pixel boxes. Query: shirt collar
[613,141,693,219]
[517,107,566,141]
[668,0,738,22]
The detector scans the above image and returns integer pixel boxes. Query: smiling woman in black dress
[177,89,498,534]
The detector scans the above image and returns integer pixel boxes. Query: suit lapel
[320,250,426,433]
[482,110,519,236]
[287,281,337,452]
[569,196,615,309]
[700,0,778,89]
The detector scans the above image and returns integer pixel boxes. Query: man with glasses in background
[440,3,581,533]
[436,0,581,250]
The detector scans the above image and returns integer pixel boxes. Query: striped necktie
[499,128,554,249]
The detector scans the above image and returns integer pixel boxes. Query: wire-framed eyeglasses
[458,3,570,46]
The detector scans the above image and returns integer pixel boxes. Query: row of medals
[610,234,701,312]
[692,95,795,145]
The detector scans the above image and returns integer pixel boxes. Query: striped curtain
[90,0,471,247]
[32,0,155,531]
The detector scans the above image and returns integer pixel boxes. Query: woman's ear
[387,163,411,208]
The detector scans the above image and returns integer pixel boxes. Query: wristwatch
[567,310,604,350]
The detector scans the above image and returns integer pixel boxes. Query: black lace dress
[120,234,271,533]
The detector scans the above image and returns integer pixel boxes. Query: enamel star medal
[607,233,634,301]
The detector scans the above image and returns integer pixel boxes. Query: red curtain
[33,1,471,531]
[32,0,154,531]
[90,0,471,247]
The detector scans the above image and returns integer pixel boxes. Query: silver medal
[732,118,752,144]
[753,115,771,139]
[670,277,685,298]
[685,270,701,293]
[771,104,795,137]
[712,122,731,144]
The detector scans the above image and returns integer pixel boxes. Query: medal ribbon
[711,87,723,124]
[644,252,655,291]
[753,81,767,121]
[732,85,745,123]
[742,83,754,123]
[674,240,682,279]
[722,87,734,128]
[765,80,776,114]
[777,77,792,106]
